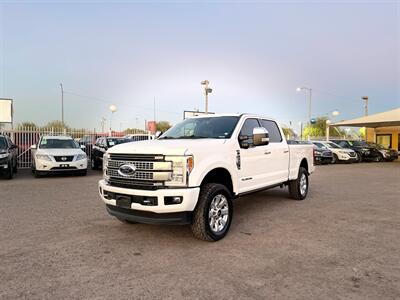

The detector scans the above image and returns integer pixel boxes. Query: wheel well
[300,158,309,173]
[201,168,233,196]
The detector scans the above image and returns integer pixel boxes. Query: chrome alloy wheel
[299,173,307,196]
[208,194,229,233]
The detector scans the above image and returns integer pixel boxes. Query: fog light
[141,197,157,206]
[164,196,183,205]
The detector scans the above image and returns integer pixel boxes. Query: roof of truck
[188,113,276,120]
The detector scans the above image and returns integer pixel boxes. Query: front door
[238,118,270,193]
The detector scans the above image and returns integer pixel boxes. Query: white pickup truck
[98,114,314,241]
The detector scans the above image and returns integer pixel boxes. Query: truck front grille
[106,154,172,189]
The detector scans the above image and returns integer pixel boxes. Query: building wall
[366,126,400,150]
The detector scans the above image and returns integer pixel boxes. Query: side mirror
[11,144,18,149]
[253,127,269,146]
[80,145,86,150]
[155,131,162,138]
[30,144,37,150]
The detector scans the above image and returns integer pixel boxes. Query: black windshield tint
[39,138,78,149]
[0,137,7,149]
[349,141,369,147]
[107,138,131,146]
[160,116,240,139]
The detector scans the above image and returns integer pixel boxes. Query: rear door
[259,119,290,184]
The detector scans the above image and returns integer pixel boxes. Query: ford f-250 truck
[98,114,315,241]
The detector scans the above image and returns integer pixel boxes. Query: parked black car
[367,142,398,162]
[91,137,131,169]
[312,143,334,165]
[0,134,18,179]
[330,139,379,162]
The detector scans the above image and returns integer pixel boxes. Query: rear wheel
[288,167,308,200]
[191,183,233,241]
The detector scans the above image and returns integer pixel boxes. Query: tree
[156,121,172,132]
[17,122,38,129]
[43,120,69,130]
[282,127,296,139]
[302,117,344,138]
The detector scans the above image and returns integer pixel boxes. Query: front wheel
[355,152,362,163]
[191,183,233,242]
[288,167,309,200]
[332,154,338,164]
[91,158,100,170]
[5,162,13,179]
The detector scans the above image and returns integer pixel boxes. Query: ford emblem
[118,164,136,177]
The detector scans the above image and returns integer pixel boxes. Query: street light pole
[201,80,212,113]
[296,86,312,123]
[362,96,368,116]
[60,83,64,125]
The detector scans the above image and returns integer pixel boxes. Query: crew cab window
[239,118,260,147]
[259,119,282,143]
[95,138,101,146]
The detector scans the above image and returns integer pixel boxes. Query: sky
[0,0,399,131]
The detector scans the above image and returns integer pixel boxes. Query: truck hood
[108,139,229,156]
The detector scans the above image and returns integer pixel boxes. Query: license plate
[116,195,132,208]
[60,164,70,168]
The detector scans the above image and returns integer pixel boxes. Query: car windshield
[39,138,79,149]
[369,142,385,149]
[160,116,240,139]
[326,142,341,149]
[107,138,131,146]
[0,137,7,149]
[349,140,369,147]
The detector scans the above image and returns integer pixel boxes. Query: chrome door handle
[283,150,289,153]
[264,151,271,155]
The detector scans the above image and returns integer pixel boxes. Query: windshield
[39,138,79,149]
[107,138,131,147]
[349,140,369,147]
[369,142,385,149]
[0,137,7,149]
[160,116,240,139]
[326,142,341,149]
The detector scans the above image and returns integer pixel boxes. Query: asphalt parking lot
[0,163,399,299]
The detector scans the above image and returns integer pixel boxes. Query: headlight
[165,155,194,187]
[103,153,110,182]
[75,154,87,161]
[0,153,9,159]
[36,154,52,161]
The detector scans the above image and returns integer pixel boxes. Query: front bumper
[0,159,10,173]
[315,156,333,164]
[98,179,200,219]
[35,158,87,172]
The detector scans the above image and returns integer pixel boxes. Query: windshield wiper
[176,135,209,139]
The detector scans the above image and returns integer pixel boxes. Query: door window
[239,118,260,147]
[259,120,282,143]
[376,134,392,148]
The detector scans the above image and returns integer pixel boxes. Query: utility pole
[60,83,64,125]
[201,80,212,113]
[362,96,368,116]
[296,86,312,123]
[100,117,106,133]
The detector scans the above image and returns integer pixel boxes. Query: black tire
[332,154,338,164]
[190,183,233,242]
[5,162,13,180]
[288,167,309,201]
[355,152,362,163]
[91,158,99,170]
[376,154,384,162]
[116,217,138,224]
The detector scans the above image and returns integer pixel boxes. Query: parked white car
[312,141,358,164]
[99,114,315,241]
[31,135,88,177]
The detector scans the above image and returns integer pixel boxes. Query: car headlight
[36,154,52,161]
[75,154,87,161]
[165,156,194,187]
[0,153,9,159]
[103,153,110,182]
